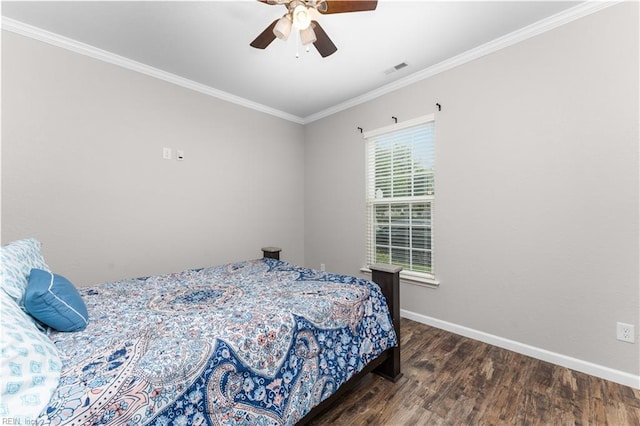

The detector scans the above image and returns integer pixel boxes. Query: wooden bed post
[261,247,282,260]
[370,263,403,382]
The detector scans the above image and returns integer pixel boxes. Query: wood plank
[308,318,640,425]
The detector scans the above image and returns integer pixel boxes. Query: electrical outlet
[616,322,635,343]
[320,264,326,272]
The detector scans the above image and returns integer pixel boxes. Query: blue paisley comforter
[38,258,398,425]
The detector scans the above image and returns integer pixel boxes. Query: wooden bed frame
[261,247,402,424]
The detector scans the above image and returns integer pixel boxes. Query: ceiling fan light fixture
[299,25,317,45]
[251,0,378,58]
[273,15,292,39]
[292,4,311,30]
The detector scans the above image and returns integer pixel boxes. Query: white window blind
[365,115,435,277]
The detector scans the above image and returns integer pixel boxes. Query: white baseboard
[401,309,640,389]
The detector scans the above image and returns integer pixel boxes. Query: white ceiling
[2,1,587,122]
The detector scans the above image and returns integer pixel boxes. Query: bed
[0,241,401,425]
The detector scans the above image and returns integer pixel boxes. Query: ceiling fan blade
[319,0,377,14]
[311,21,337,58]
[250,19,278,49]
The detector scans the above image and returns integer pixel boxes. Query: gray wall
[304,3,639,374]
[2,2,638,379]
[2,31,305,286]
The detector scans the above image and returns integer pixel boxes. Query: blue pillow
[24,269,88,332]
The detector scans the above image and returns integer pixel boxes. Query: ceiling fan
[250,0,378,58]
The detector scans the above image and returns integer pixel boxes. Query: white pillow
[0,238,50,304]
[0,289,61,422]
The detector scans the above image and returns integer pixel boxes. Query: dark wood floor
[309,318,640,425]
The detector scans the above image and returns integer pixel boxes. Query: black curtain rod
[358,103,441,133]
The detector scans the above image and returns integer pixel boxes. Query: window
[365,115,435,280]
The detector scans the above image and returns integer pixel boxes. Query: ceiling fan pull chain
[295,28,300,58]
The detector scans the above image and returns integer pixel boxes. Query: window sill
[360,267,440,289]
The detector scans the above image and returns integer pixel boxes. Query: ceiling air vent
[384,62,409,75]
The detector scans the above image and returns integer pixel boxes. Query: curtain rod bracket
[436,103,441,111]
[357,127,363,133]
[392,116,398,123]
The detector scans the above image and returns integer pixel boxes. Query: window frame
[363,115,438,286]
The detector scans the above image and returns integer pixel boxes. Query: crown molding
[0,16,306,125]
[2,1,621,126]
[302,0,622,124]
